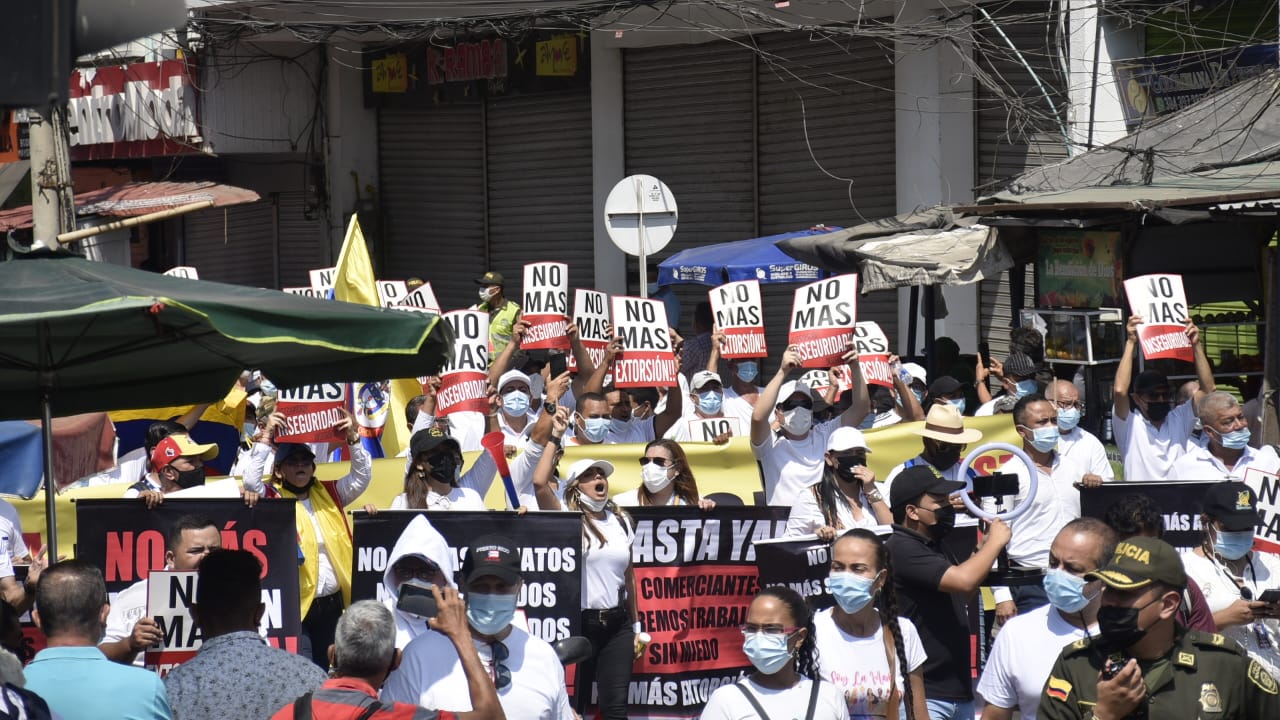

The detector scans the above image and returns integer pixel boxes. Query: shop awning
[0,181,260,231]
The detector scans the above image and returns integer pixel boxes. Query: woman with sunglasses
[814,529,926,720]
[701,586,847,720]
[564,458,637,720]
[614,439,716,509]
[785,428,892,540]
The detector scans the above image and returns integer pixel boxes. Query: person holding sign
[666,370,738,444]
[1172,391,1280,481]
[784,428,892,540]
[474,271,521,362]
[707,329,763,428]
[134,433,218,506]
[1112,314,1215,481]
[613,439,715,509]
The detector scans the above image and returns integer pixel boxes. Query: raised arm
[1188,319,1216,399]
[583,335,622,396]
[707,329,724,374]
[837,350,872,428]
[1112,315,1141,421]
[531,409,571,511]
[488,320,530,388]
[891,355,925,421]
[939,519,1011,594]
[752,346,802,445]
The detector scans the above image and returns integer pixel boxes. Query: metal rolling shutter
[378,105,485,312]
[182,202,275,287]
[980,263,1035,363]
[755,31,898,350]
[485,90,594,299]
[275,191,326,288]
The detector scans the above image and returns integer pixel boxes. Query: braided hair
[837,529,917,720]
[755,585,820,681]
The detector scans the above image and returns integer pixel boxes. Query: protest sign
[522,263,570,351]
[1080,481,1214,551]
[282,286,328,299]
[351,510,581,642]
[799,368,830,395]
[827,364,855,395]
[709,280,766,359]
[753,535,834,608]
[309,266,336,290]
[163,266,198,280]
[145,571,200,674]
[853,321,893,388]
[275,383,347,443]
[611,297,677,388]
[686,417,743,443]
[789,275,857,368]
[437,310,490,415]
[376,280,408,308]
[1123,273,1193,362]
[397,283,442,315]
[627,506,787,718]
[571,289,611,373]
[75,499,302,666]
[1240,468,1280,554]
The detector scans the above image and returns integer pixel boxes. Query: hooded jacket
[382,514,457,648]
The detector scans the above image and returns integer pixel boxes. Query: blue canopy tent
[655,227,840,286]
[0,421,44,498]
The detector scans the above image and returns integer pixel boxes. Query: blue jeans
[926,698,975,720]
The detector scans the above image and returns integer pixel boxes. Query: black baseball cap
[928,376,963,397]
[273,443,315,466]
[1201,481,1261,532]
[1087,536,1186,590]
[1134,370,1169,395]
[888,464,966,512]
[461,534,522,584]
[410,427,460,459]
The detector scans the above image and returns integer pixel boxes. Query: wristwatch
[544,400,558,416]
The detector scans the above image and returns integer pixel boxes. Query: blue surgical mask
[580,416,609,443]
[501,390,530,417]
[697,390,724,415]
[949,398,966,415]
[1057,407,1081,432]
[466,592,518,635]
[1024,425,1059,453]
[1043,568,1092,614]
[911,388,924,403]
[1214,427,1252,450]
[742,632,793,675]
[1215,529,1255,561]
[828,571,878,614]
[1015,379,1038,398]
[243,422,256,439]
[609,417,631,435]
[736,362,759,383]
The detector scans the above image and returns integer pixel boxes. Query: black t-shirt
[886,524,973,701]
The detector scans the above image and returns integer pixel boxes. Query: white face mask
[641,462,674,493]
[478,287,495,302]
[577,493,608,512]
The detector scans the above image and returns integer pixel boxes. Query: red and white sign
[571,289,611,373]
[275,383,347,443]
[827,364,855,395]
[145,570,200,676]
[282,287,328,299]
[789,274,858,368]
[853,321,892,388]
[1243,467,1280,554]
[376,280,408,308]
[688,417,743,443]
[68,60,201,161]
[611,297,677,388]
[164,266,198,280]
[309,267,336,291]
[709,280,766,359]
[438,310,490,415]
[1123,273,1193,362]
[397,284,442,315]
[522,262,570,350]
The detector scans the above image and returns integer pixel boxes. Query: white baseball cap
[691,370,722,392]
[901,362,927,385]
[566,458,615,483]
[498,370,531,394]
[777,379,814,405]
[827,426,872,453]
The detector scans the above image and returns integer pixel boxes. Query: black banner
[1079,481,1215,551]
[351,510,582,643]
[753,535,835,609]
[75,499,302,653]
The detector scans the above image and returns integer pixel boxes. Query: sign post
[604,175,678,300]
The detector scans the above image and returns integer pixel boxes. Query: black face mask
[172,467,206,490]
[427,453,460,485]
[1097,597,1161,650]
[926,506,956,540]
[926,443,962,470]
[834,455,866,482]
[1143,401,1172,423]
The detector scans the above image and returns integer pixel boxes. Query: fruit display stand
[1019,308,1125,365]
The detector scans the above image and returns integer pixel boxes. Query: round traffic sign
[603,174,678,257]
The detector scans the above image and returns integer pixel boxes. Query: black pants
[1012,582,1049,615]
[576,608,633,720]
[299,592,344,668]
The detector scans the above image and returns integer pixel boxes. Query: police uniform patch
[1176,652,1196,668]
[1248,659,1279,695]
[1209,633,1226,646]
[1046,676,1071,702]
[1200,683,1222,712]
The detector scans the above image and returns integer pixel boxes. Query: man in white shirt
[666,370,739,443]
[1172,391,1280,480]
[1046,380,1114,482]
[977,518,1116,720]
[383,534,574,720]
[495,370,538,446]
[1111,314,1215,480]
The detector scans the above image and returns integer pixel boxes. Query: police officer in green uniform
[1040,535,1280,720]
[474,271,521,362]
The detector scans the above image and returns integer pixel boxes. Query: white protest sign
[522,262,570,351]
[800,368,831,395]
[397,284,442,315]
[145,570,201,676]
[1244,467,1280,554]
[611,297,677,388]
[282,287,328,299]
[709,279,766,359]
[854,321,893,388]
[688,416,743,443]
[789,274,857,368]
[437,310,490,415]
[376,280,408,308]
[571,289,611,373]
[164,266,199,280]
[309,267,336,290]
[1123,273,1193,362]
[275,383,347,443]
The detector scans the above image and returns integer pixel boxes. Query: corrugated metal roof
[0,181,260,230]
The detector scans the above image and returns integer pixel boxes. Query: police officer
[1039,535,1280,720]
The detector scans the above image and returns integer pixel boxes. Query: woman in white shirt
[390,428,485,511]
[814,529,927,720]
[613,439,716,509]
[701,586,848,720]
[785,428,893,540]
[564,458,636,720]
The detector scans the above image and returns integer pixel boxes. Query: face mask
[478,288,494,302]
[1214,528,1255,560]
[1015,379,1038,398]
[927,443,962,470]
[577,492,608,513]
[467,593,518,635]
[1143,401,1172,423]
[1057,407,1081,432]
[1043,569,1093,614]
[949,398,966,415]
[833,455,865,483]
[1097,598,1160,650]
[925,505,956,540]
[742,632,793,675]
[1213,427,1252,450]
[427,454,461,485]
[828,571,878,614]
[1023,425,1059,453]
[911,388,925,403]
[243,422,257,439]
[579,416,610,443]
[501,390,530,417]
[697,390,724,416]
[609,417,631,435]
[172,466,205,490]
[781,407,813,435]
[641,463,674,493]
[736,362,759,383]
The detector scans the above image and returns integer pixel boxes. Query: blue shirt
[25,645,172,720]
[164,630,326,720]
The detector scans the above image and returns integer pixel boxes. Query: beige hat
[912,403,983,444]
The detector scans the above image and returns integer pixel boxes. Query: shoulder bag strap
[804,678,822,720]
[733,682,774,720]
[292,692,312,720]
[354,701,383,720]
[881,621,901,720]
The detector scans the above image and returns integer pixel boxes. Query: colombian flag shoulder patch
[1047,676,1072,702]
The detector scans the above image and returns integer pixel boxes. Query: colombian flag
[1046,676,1072,703]
[109,383,247,476]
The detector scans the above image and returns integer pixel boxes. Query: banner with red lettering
[571,289,611,373]
[1123,273,1193,362]
[522,263,570,351]
[854,321,893,388]
[709,280,766,359]
[397,284,442,315]
[627,506,787,718]
[74,499,302,673]
[276,383,348,443]
[438,310,490,415]
[789,275,857,368]
[145,571,200,672]
[611,297,677,388]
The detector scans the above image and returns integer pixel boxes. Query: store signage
[67,60,201,161]
[1113,43,1278,129]
[428,39,508,85]
[1036,230,1122,308]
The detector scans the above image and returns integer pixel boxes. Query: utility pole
[27,107,74,250]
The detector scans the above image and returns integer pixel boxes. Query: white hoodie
[382,514,458,648]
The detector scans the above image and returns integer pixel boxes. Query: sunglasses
[779,398,814,411]
[481,641,511,691]
[638,457,672,467]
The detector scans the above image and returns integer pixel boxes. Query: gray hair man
[1046,380,1113,483]
[1171,390,1279,479]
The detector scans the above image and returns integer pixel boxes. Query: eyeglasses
[480,641,511,690]
[638,457,672,467]
[740,624,799,637]
[779,398,814,411]
[393,563,440,581]
[1052,400,1083,411]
